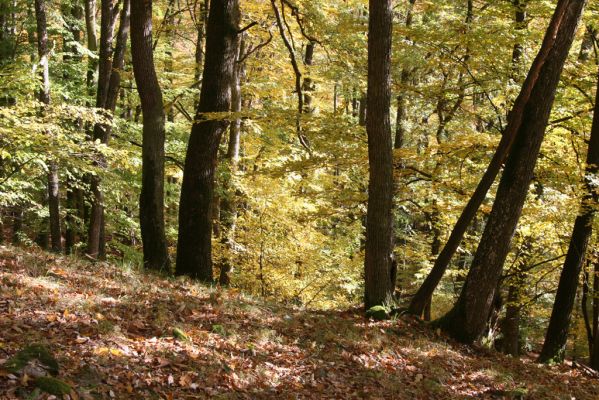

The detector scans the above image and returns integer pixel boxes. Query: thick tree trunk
[436,0,585,344]
[538,64,599,364]
[130,0,170,271]
[176,0,239,281]
[35,0,62,253]
[408,0,581,317]
[364,0,394,309]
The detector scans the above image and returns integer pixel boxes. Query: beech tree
[539,62,599,364]
[34,0,61,253]
[436,0,586,343]
[363,0,394,309]
[176,0,239,281]
[408,0,579,318]
[130,0,170,271]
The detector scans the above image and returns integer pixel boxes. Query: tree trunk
[130,0,170,271]
[35,0,62,253]
[408,0,581,317]
[84,0,99,91]
[364,0,394,309]
[502,267,524,356]
[436,0,585,344]
[538,63,599,364]
[219,34,245,286]
[176,0,239,281]
[394,0,416,150]
[64,2,84,254]
[88,0,122,258]
[87,0,130,259]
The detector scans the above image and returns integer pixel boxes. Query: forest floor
[0,246,597,400]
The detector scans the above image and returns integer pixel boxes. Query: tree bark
[88,0,122,258]
[436,0,585,344]
[35,0,62,253]
[176,0,239,281]
[130,0,170,271]
[84,0,99,91]
[408,0,582,317]
[538,64,599,364]
[364,0,394,309]
[219,34,245,286]
[87,0,130,259]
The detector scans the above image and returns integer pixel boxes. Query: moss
[5,344,59,376]
[212,324,226,336]
[34,376,72,395]
[366,305,388,321]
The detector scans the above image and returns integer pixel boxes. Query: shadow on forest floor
[0,245,597,399]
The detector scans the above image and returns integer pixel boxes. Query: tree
[88,0,130,259]
[176,0,239,281]
[218,33,246,286]
[363,0,394,309]
[435,0,586,343]
[34,0,62,253]
[130,0,170,271]
[408,0,584,318]
[538,62,599,364]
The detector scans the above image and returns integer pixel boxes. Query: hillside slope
[0,246,596,399]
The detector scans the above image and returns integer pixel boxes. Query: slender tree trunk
[87,0,130,259]
[394,0,416,150]
[219,34,245,286]
[85,0,99,93]
[538,64,599,364]
[35,0,62,253]
[176,0,239,281]
[408,0,581,317]
[364,0,394,309]
[591,256,599,369]
[303,41,315,113]
[435,0,585,344]
[88,0,121,258]
[193,0,209,106]
[130,0,170,271]
[64,2,84,254]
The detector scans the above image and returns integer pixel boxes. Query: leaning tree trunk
[408,0,583,318]
[176,0,239,281]
[363,0,394,309]
[435,0,585,344]
[35,0,62,253]
[538,63,599,364]
[130,0,170,271]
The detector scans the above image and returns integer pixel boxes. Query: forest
[1,0,599,398]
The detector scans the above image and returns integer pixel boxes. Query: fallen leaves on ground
[0,246,597,399]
